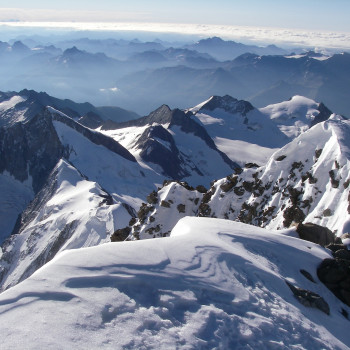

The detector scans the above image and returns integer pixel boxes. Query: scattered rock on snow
[286,281,330,315]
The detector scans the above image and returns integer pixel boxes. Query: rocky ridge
[119,116,350,242]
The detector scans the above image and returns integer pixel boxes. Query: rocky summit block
[296,222,341,247]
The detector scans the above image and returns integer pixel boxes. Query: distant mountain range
[0,36,348,116]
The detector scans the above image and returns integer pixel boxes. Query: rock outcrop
[318,244,350,307]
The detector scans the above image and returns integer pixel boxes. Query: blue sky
[0,0,350,32]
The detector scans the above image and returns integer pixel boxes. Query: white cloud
[1,20,350,49]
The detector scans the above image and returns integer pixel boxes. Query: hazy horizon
[1,21,350,50]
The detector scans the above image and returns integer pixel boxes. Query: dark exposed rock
[129,217,137,226]
[138,203,154,223]
[323,209,332,217]
[234,186,245,196]
[287,186,303,206]
[317,259,349,284]
[147,191,158,205]
[318,257,350,306]
[161,200,171,208]
[177,204,186,213]
[238,202,258,224]
[78,111,103,129]
[196,185,207,193]
[136,125,190,179]
[245,162,259,169]
[99,193,114,206]
[220,176,238,192]
[242,181,254,192]
[198,95,254,116]
[0,109,69,193]
[111,226,131,242]
[289,162,304,179]
[296,223,338,247]
[311,103,333,127]
[329,170,339,188]
[285,281,330,315]
[314,149,323,162]
[334,249,350,261]
[276,155,286,161]
[198,203,211,217]
[301,171,317,184]
[341,308,349,319]
[300,269,316,283]
[341,290,350,306]
[344,179,350,189]
[283,206,305,228]
[326,243,347,255]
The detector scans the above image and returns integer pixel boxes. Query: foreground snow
[0,218,348,349]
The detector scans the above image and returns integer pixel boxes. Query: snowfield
[0,217,348,349]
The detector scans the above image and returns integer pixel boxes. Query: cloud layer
[1,21,350,49]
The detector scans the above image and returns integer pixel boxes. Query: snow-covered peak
[259,95,334,138]
[190,94,254,115]
[100,104,239,186]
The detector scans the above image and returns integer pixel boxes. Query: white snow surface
[0,217,348,349]
[0,95,26,113]
[214,137,278,167]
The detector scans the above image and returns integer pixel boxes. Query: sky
[0,0,350,32]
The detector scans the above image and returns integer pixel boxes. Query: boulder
[296,222,339,247]
[317,257,350,306]
[111,227,131,242]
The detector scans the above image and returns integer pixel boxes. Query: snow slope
[190,96,288,166]
[0,159,132,291]
[0,217,347,349]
